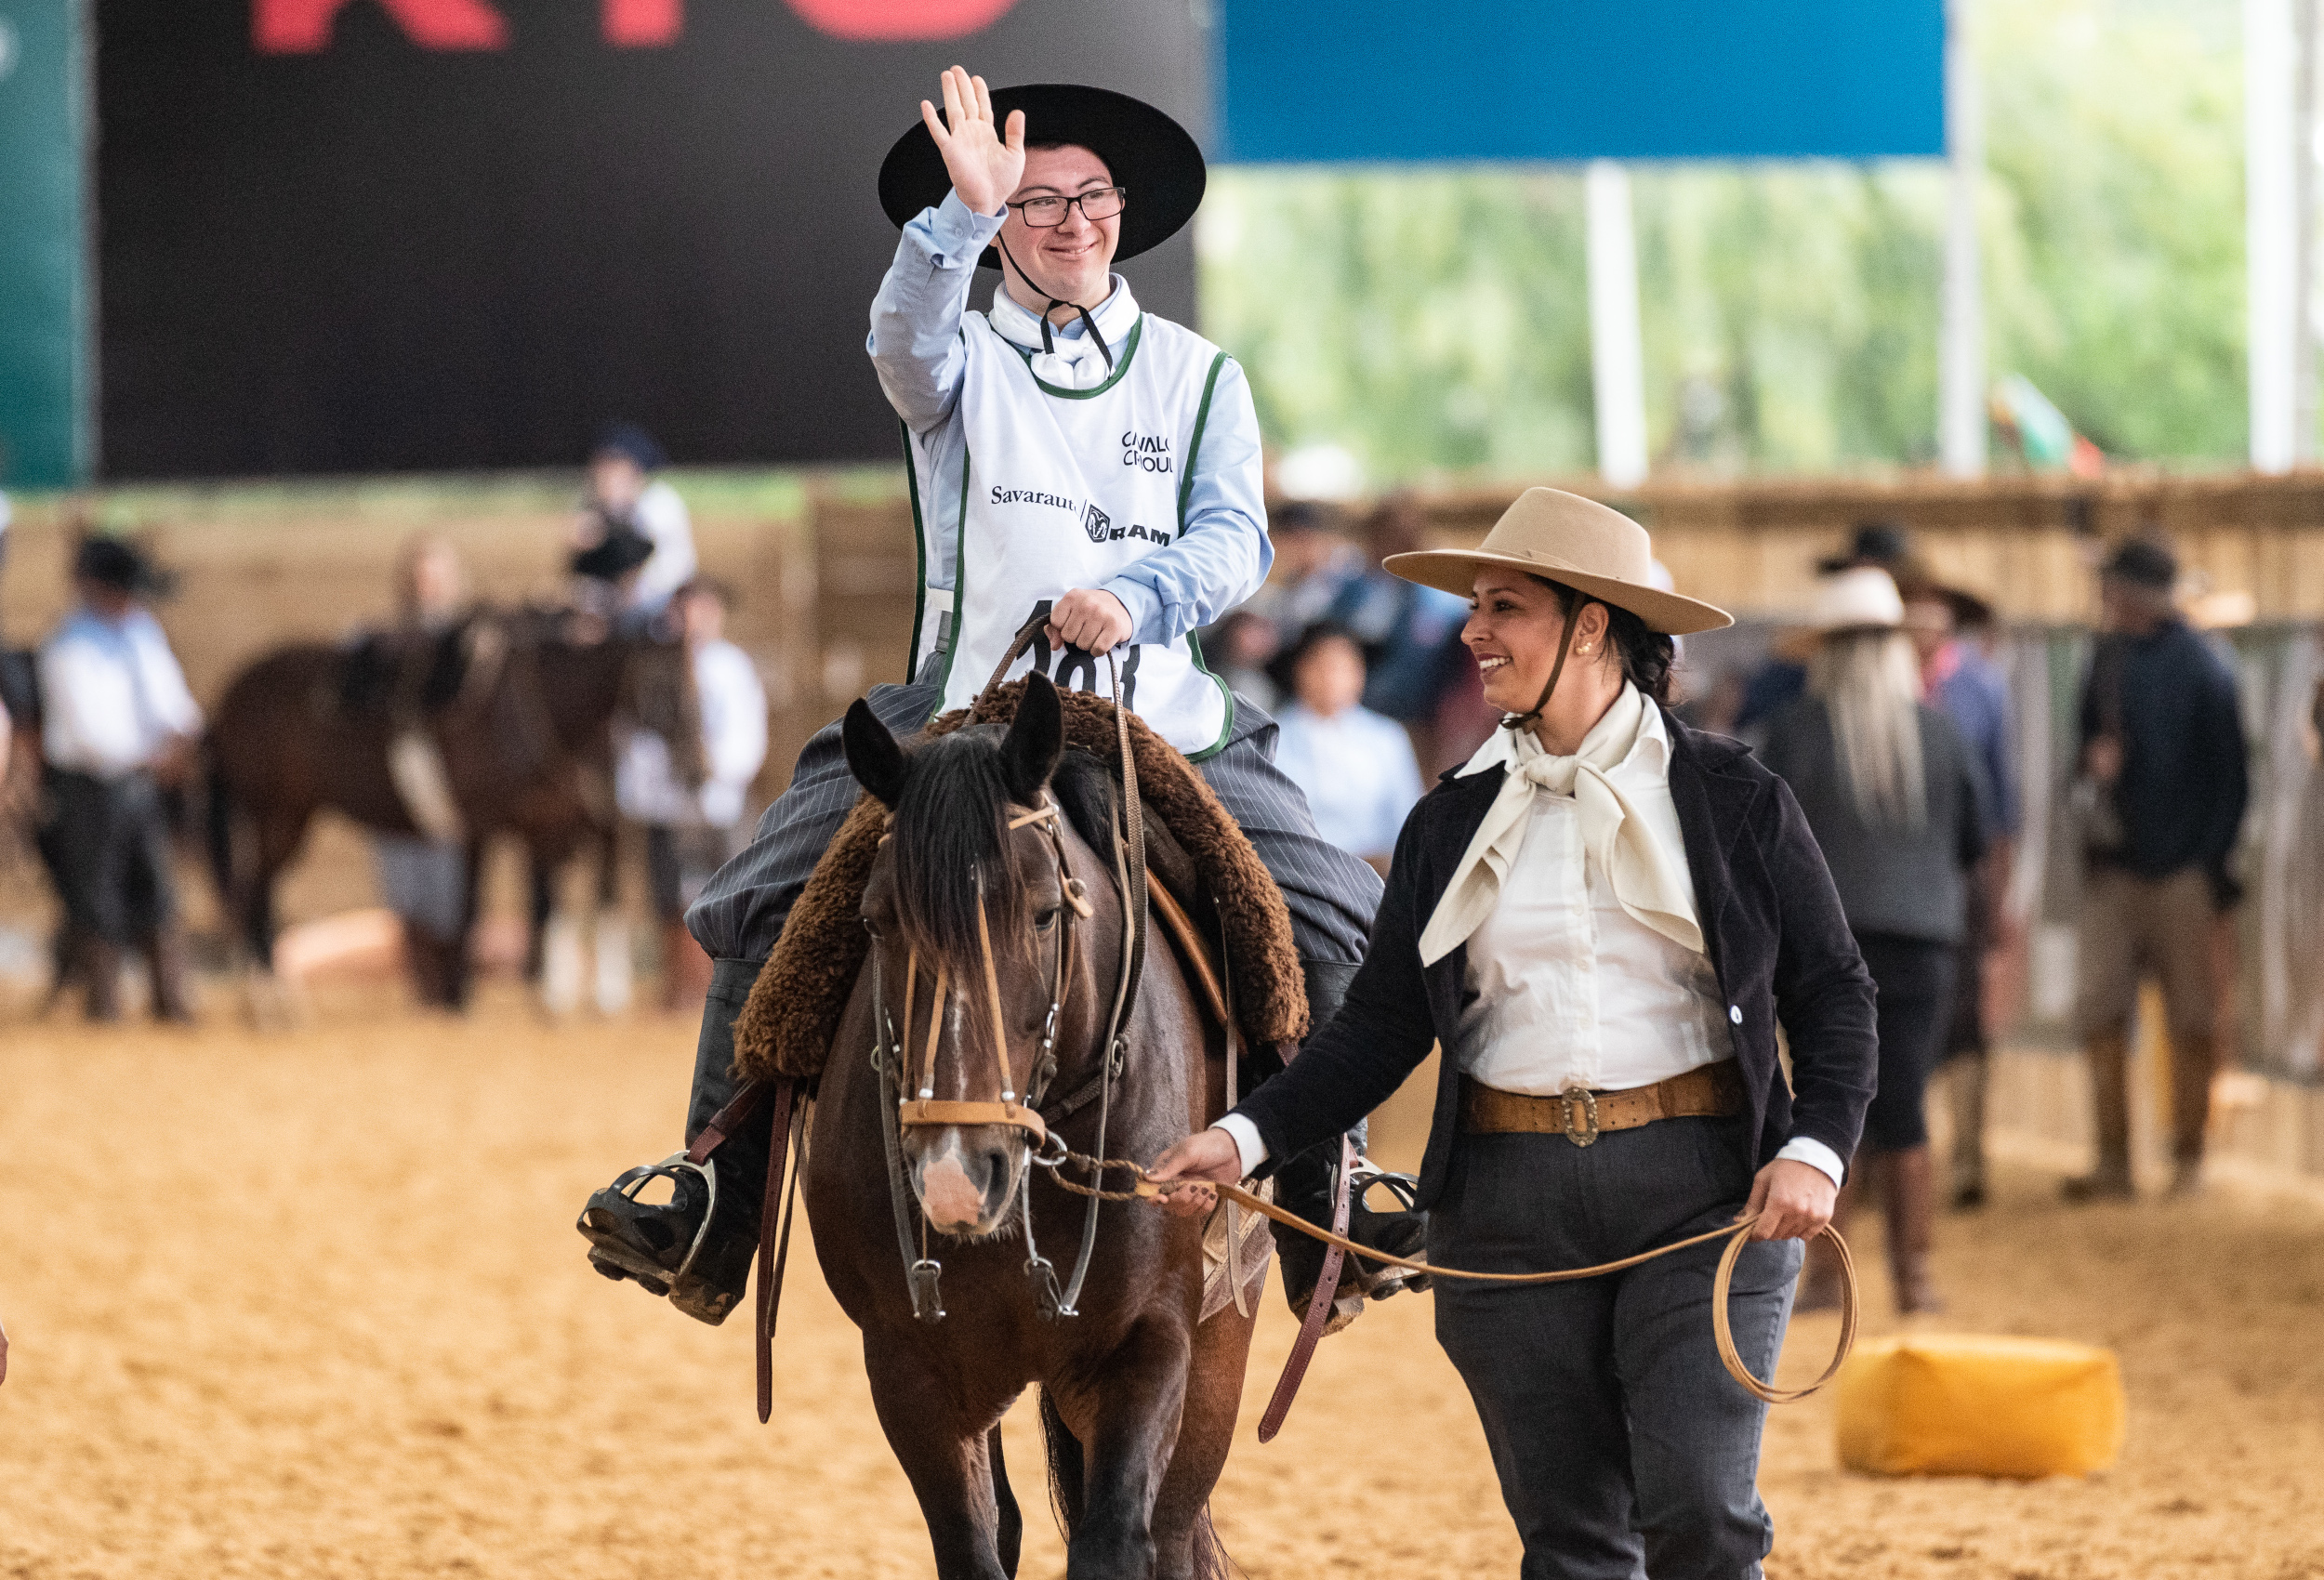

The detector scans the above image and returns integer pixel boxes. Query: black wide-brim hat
[878,84,1206,270]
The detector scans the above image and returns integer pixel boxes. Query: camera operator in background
[576,423,696,619]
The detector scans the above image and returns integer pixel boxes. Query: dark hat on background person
[1890,557,1998,631]
[1269,499,1345,537]
[571,523,655,583]
[1816,520,1914,574]
[1265,618,1363,696]
[2100,536,2178,591]
[591,421,667,473]
[878,84,1206,270]
[73,535,175,598]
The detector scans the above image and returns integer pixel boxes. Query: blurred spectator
[620,579,767,1013]
[1339,492,1472,730]
[577,423,697,617]
[1897,567,2020,1210]
[2065,537,2249,1203]
[1209,609,1281,712]
[1762,568,1987,1314]
[1268,623,1423,869]
[37,537,204,1022]
[364,535,474,1007]
[1736,520,1914,734]
[1248,500,1368,639]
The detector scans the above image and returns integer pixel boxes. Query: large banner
[1218,0,1945,164]
[96,0,1204,478]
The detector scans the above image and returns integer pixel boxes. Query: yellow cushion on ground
[1835,1334,2126,1479]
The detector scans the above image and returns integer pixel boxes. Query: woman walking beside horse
[1154,490,1878,1580]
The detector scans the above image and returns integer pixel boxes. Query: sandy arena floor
[3,991,2321,1579]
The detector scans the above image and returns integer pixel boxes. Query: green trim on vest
[1176,351,1230,532]
[1013,314,1146,400]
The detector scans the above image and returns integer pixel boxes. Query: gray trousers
[1430,1116,1802,1580]
[686,678,1380,969]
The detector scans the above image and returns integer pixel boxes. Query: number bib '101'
[910,309,1236,759]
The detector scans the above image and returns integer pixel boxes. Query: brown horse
[807,675,1249,1580]
[205,610,701,1010]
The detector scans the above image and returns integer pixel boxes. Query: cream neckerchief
[987,277,1138,389]
[1417,683,1705,967]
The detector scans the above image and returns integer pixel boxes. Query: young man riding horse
[580,70,1406,1323]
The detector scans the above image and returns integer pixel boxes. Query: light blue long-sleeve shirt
[866,192,1272,646]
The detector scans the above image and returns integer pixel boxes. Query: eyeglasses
[1007,187,1129,228]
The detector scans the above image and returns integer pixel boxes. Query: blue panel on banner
[1217,0,1945,163]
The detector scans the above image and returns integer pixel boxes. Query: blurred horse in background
[205,609,702,1019]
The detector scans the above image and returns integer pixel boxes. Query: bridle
[869,629,1151,1323]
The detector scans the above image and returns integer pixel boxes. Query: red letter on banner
[783,0,1020,42]
[603,0,681,46]
[254,0,509,52]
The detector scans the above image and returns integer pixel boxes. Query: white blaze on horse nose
[920,1152,985,1229]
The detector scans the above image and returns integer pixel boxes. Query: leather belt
[1459,1060,1745,1146]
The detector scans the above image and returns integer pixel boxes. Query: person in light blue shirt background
[1272,622,1426,869]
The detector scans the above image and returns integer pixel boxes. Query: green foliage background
[1196,0,2246,481]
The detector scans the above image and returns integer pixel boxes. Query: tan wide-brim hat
[1381,487,1732,636]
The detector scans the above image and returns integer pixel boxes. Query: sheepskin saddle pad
[731,680,1309,1085]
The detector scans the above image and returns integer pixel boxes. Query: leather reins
[868,612,1152,1323]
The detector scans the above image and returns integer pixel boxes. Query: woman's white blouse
[1452,704,1735,1096]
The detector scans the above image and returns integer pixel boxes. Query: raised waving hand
[920,65,1024,217]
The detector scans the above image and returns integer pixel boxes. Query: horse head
[843,675,1117,1239]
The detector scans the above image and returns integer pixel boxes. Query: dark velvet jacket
[1236,711,1879,1207]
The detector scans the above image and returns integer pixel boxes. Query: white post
[1586,160,1648,489]
[2250,0,2300,473]
[1938,0,1987,479]
[2295,0,2319,461]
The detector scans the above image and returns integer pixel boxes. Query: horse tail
[1188,1507,1232,1580]
[1037,1385,1084,1543]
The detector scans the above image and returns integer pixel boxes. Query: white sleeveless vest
[906,308,1237,758]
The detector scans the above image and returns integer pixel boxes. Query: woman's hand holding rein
[1146,1127,1240,1218]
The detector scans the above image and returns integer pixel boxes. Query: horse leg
[591,823,631,1016]
[1149,1305,1257,1580]
[863,1337,1011,1580]
[988,1423,1023,1579]
[443,837,484,1011]
[535,846,587,1016]
[1061,1316,1193,1579]
[240,811,310,1028]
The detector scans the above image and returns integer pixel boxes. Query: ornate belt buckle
[1559,1086,1601,1147]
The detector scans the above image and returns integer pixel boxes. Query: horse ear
[1001,674,1064,805]
[842,699,908,808]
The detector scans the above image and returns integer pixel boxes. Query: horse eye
[1034,906,1061,931]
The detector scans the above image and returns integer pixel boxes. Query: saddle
[731,678,1309,1086]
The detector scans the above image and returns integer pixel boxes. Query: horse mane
[887,726,1037,967]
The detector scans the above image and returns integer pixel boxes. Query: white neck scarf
[1417,683,1705,967]
[988,277,1138,389]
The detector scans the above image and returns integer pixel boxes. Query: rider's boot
[576,960,771,1323]
[1268,959,1429,1315]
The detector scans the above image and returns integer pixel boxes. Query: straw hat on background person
[1808,565,1908,633]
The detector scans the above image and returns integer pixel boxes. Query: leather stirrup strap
[755,1079,801,1424]
[1257,1132,1354,1442]
[685,1078,770,1166]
